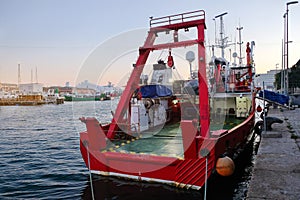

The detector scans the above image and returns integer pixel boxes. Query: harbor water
[0,101,258,199]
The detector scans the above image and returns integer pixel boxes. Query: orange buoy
[215,156,235,176]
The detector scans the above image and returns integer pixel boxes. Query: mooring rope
[87,145,95,200]
[204,156,208,200]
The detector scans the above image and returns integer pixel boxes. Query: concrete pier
[246,107,300,199]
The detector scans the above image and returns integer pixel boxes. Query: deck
[106,117,246,158]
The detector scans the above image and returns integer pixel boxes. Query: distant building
[255,70,278,91]
[65,82,70,87]
[43,86,73,95]
[74,88,96,95]
[43,86,96,96]
[19,83,43,94]
[0,83,18,92]
[76,80,97,90]
[75,80,122,96]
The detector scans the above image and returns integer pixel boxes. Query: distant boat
[45,89,64,104]
[64,93,112,101]
[0,93,63,106]
[64,95,101,102]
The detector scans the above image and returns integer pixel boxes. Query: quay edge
[246,107,300,199]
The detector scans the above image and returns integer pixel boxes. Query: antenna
[214,12,228,58]
[31,69,33,83]
[213,18,217,44]
[237,26,244,65]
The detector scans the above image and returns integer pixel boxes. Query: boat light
[173,99,178,105]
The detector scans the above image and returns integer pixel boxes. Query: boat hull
[80,134,215,189]
[79,111,255,189]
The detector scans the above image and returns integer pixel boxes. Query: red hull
[80,111,255,189]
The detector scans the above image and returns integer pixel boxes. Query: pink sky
[1,0,299,86]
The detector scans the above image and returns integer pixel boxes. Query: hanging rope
[199,148,210,200]
[86,144,95,200]
[204,156,208,200]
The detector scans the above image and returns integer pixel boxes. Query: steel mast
[214,12,228,58]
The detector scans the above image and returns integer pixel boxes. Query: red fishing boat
[79,10,258,190]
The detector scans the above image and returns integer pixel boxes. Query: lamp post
[281,39,285,94]
[285,1,298,95]
[283,12,288,94]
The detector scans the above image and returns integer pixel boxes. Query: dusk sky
[1,0,299,86]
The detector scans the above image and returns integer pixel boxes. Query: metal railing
[150,10,205,27]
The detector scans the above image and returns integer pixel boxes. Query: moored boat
[64,93,112,101]
[79,10,259,190]
[0,93,64,106]
[64,95,101,101]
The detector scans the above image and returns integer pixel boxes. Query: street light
[281,39,284,94]
[285,1,298,95]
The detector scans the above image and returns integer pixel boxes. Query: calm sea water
[0,101,257,200]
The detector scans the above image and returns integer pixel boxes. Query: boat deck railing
[150,10,205,27]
